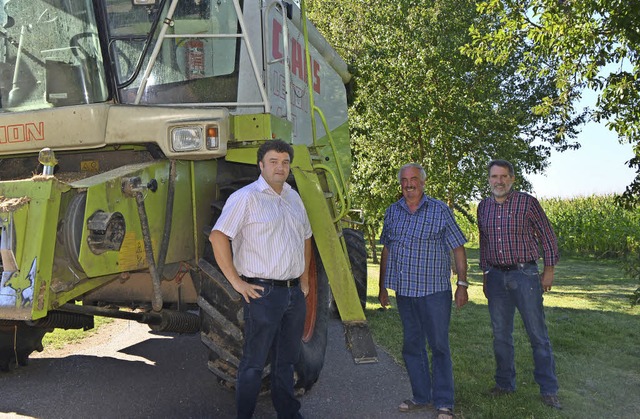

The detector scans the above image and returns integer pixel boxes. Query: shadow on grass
[365,275,639,418]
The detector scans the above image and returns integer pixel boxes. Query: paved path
[0,318,436,418]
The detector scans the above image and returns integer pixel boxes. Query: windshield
[0,0,108,111]
[106,0,241,105]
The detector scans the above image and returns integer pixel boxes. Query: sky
[526,121,636,198]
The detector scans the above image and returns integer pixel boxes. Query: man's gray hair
[398,163,427,183]
[488,159,515,177]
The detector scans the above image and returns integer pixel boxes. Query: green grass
[366,247,640,418]
[42,316,113,349]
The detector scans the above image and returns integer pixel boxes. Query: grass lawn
[42,316,112,349]
[365,246,640,418]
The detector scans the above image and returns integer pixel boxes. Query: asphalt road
[0,318,437,419]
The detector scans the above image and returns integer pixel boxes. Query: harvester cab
[0,0,376,387]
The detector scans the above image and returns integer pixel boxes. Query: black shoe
[488,386,514,397]
[541,394,562,409]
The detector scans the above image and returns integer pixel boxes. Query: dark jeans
[396,291,454,410]
[236,283,306,419]
[485,262,559,395]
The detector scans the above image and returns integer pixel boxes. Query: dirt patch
[31,318,152,359]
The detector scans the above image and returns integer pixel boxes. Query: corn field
[541,195,640,259]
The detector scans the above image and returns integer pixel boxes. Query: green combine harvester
[0,0,376,392]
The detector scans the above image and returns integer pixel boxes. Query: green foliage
[306,0,570,238]
[463,0,640,206]
[623,236,640,305]
[454,205,478,246]
[366,248,640,418]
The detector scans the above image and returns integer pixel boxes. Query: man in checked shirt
[378,163,469,419]
[478,159,562,410]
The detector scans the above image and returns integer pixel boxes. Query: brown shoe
[541,394,562,409]
[488,386,514,397]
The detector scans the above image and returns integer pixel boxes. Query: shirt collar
[399,194,428,213]
[491,189,515,204]
[257,175,291,196]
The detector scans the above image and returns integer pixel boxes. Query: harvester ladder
[298,0,350,223]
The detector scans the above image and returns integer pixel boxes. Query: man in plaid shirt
[378,163,469,419]
[477,159,561,410]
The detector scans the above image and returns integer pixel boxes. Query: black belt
[243,276,300,288]
[490,261,536,271]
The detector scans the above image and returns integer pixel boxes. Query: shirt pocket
[245,202,280,230]
[408,222,442,244]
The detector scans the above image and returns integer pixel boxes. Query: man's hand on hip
[232,280,264,303]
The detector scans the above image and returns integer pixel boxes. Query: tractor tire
[295,247,331,392]
[198,245,331,393]
[0,322,47,371]
[198,264,245,388]
[330,228,368,316]
[343,228,368,309]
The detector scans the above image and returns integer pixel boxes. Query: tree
[306,0,582,251]
[462,0,640,206]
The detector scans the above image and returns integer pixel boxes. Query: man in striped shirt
[477,159,561,410]
[210,140,312,419]
[378,163,469,419]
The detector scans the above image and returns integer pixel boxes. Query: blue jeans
[485,262,559,395]
[236,283,306,419]
[396,291,454,410]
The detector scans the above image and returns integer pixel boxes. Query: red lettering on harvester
[271,18,321,94]
[0,122,45,143]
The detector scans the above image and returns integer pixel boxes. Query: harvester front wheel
[0,323,47,371]
[343,228,368,309]
[295,246,331,392]
[198,243,330,393]
[330,228,368,316]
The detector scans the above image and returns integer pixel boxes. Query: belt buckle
[285,277,299,287]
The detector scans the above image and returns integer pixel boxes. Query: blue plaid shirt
[380,195,467,297]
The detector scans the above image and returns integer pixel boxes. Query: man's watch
[456,280,469,287]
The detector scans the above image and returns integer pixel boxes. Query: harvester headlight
[171,126,203,152]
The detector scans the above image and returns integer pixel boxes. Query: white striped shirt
[212,175,312,280]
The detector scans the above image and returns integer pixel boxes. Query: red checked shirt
[477,191,559,270]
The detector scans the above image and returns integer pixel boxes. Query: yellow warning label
[118,232,146,271]
[81,160,100,172]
